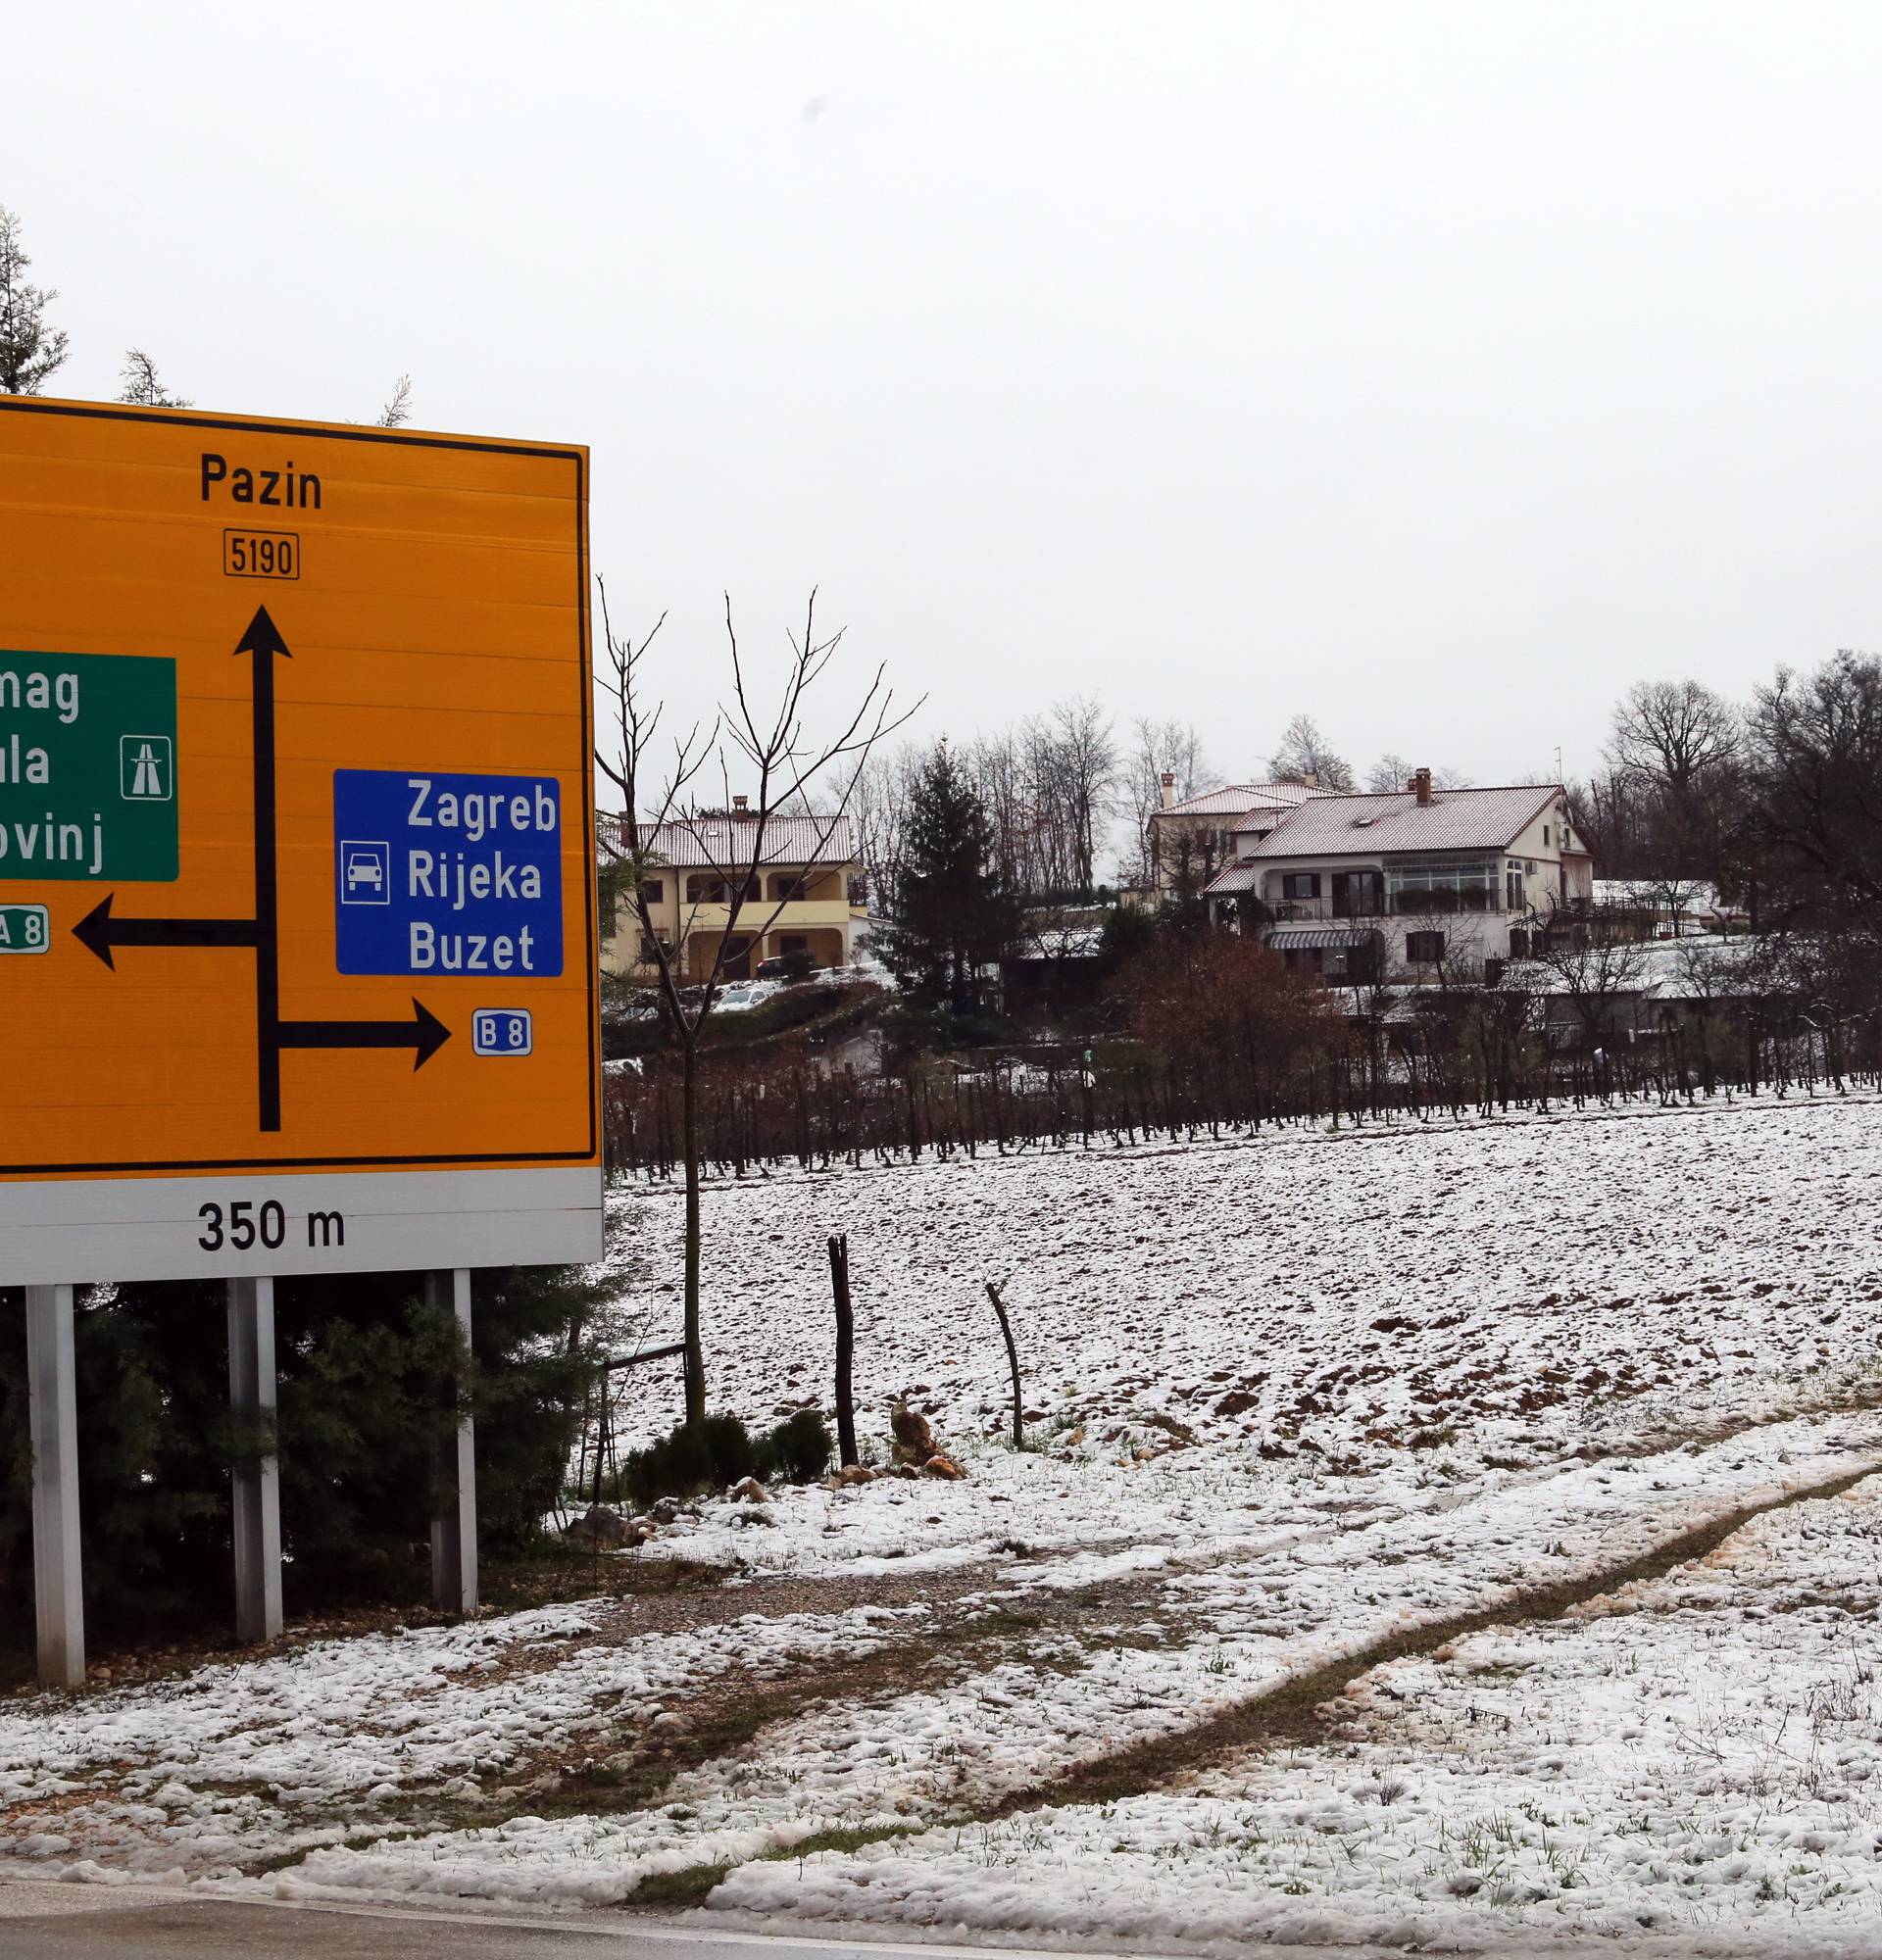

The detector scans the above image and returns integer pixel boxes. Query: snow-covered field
[6,1092,1882,1956]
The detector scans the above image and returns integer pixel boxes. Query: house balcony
[673,897,860,934]
[1261,890,1505,922]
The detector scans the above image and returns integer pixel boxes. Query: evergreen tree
[1,1258,611,1654]
[883,740,1015,1004]
[0,205,70,396]
[118,349,191,408]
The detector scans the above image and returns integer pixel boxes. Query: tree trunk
[681,1041,707,1426]
[829,1234,858,1467]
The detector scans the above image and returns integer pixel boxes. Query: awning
[1264,926,1380,951]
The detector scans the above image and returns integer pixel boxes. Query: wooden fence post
[829,1233,858,1468]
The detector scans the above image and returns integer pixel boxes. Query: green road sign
[0,650,178,882]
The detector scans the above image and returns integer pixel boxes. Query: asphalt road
[0,1882,1061,1960]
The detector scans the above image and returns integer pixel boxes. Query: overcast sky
[10,1,1882,817]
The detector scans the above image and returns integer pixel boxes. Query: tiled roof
[1241,784,1562,858]
[1201,863,1263,895]
[601,812,856,869]
[1156,781,1323,819]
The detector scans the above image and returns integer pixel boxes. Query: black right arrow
[73,893,261,970]
[277,1000,451,1070]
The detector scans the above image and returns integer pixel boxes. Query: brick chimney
[733,794,749,812]
[1159,771,1176,809]
[1412,767,1432,806]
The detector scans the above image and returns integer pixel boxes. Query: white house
[1202,770,1595,984]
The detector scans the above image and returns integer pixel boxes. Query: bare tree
[1747,651,1882,929]
[837,739,920,921]
[0,205,70,395]
[1363,753,1473,794]
[1269,713,1356,791]
[1050,693,1118,892]
[595,587,916,1424]
[1122,716,1210,887]
[378,375,415,427]
[1600,678,1744,886]
[1608,679,1740,796]
[118,349,191,408]
[1522,897,1650,1052]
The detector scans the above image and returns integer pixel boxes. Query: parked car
[715,979,780,1014]
[755,951,815,983]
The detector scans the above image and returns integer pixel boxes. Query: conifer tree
[118,349,190,408]
[0,206,70,396]
[883,739,1015,1004]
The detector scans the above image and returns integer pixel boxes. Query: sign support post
[227,1277,283,1642]
[429,1267,477,1613]
[25,1283,84,1689]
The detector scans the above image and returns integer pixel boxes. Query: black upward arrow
[73,894,261,970]
[279,1001,451,1070]
[238,605,290,1132]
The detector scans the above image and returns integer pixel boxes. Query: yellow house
[599,806,867,982]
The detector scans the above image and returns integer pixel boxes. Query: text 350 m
[197,1200,346,1251]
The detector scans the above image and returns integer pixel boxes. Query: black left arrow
[73,894,262,970]
[278,1000,451,1070]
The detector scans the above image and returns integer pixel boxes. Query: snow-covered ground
[714,1473,1882,1956]
[5,1092,1882,1956]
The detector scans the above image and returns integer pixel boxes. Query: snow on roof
[1500,937,1760,1000]
[1241,784,1562,858]
[603,811,856,868]
[1008,923,1107,961]
[1202,863,1263,895]
[1156,781,1324,819]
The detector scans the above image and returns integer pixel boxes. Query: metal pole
[25,1284,84,1689]
[428,1268,478,1612]
[226,1277,283,1642]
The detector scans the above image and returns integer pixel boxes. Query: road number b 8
[472,1008,532,1055]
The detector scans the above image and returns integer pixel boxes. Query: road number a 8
[472,1008,532,1056]
[0,905,49,954]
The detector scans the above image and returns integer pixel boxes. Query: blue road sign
[332,769,564,978]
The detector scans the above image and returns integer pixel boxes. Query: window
[686,873,758,906]
[1483,956,1506,987]
[1282,872,1320,900]
[1543,825,1551,847]
[1509,927,1531,958]
[1405,930,1446,964]
[639,879,665,906]
[1506,869,1524,911]
[1386,859,1496,911]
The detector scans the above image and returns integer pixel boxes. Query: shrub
[619,1413,755,1507]
[754,1409,833,1486]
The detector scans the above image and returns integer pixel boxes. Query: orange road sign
[0,399,602,1281]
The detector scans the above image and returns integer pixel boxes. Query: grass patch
[761,1823,915,1861]
[633,1862,731,1906]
